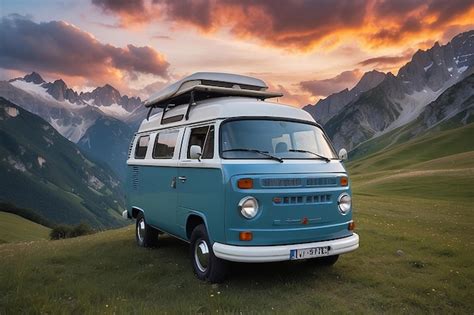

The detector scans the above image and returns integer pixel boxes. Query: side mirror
[190,145,202,160]
[338,148,348,161]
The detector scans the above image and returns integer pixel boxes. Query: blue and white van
[124,72,359,282]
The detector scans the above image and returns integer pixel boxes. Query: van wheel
[314,255,339,266]
[190,224,228,283]
[135,212,159,247]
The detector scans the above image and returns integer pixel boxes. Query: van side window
[135,135,149,159]
[153,130,179,159]
[187,126,214,159]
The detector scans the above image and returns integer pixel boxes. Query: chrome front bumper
[213,233,359,263]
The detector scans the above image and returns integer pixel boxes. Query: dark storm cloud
[0,15,169,80]
[91,0,474,50]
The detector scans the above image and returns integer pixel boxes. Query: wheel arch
[186,212,210,241]
[131,206,145,219]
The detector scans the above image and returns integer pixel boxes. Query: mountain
[0,97,126,228]
[0,73,144,179]
[305,30,474,151]
[77,116,134,179]
[81,84,142,118]
[420,74,474,130]
[4,72,143,138]
[303,70,386,125]
[349,73,474,161]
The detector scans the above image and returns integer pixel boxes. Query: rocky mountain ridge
[304,30,474,151]
[1,73,143,179]
[9,72,142,114]
[303,70,386,125]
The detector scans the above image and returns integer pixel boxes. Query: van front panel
[222,162,353,246]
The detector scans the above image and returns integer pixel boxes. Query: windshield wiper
[288,149,331,162]
[222,148,284,163]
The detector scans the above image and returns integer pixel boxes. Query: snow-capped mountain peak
[0,72,143,142]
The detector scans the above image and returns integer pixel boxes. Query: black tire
[189,224,228,283]
[313,254,339,266]
[135,212,159,248]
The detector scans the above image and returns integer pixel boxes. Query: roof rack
[144,72,283,123]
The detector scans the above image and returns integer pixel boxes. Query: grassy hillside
[0,212,50,244]
[348,123,474,204]
[348,123,474,174]
[0,191,472,313]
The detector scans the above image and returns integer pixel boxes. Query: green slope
[348,123,474,175]
[0,212,50,243]
[0,97,126,228]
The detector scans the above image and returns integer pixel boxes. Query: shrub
[70,223,93,237]
[50,223,94,240]
[50,225,72,240]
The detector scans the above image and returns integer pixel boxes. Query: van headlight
[337,193,351,215]
[238,196,259,219]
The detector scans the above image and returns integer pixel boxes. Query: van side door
[144,128,182,233]
[177,124,225,241]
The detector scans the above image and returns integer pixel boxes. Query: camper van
[123,72,359,282]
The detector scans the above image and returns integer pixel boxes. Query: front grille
[277,194,332,205]
[260,177,338,188]
[261,178,302,187]
[306,177,337,186]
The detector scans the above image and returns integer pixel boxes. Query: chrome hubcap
[194,239,210,273]
[137,218,145,242]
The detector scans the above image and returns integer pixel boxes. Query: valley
[0,121,472,313]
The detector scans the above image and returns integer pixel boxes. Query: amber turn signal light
[239,231,253,241]
[340,177,348,186]
[237,178,253,189]
[348,221,355,231]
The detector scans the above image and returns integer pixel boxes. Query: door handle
[178,176,187,183]
[170,177,176,189]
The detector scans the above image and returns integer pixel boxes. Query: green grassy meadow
[0,212,50,244]
[0,124,473,313]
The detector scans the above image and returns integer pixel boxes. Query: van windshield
[220,119,337,160]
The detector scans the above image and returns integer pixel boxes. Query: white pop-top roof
[144,72,280,107]
[138,97,315,133]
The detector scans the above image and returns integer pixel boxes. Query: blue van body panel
[126,165,178,233]
[176,167,225,242]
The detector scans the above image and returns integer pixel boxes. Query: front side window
[152,130,179,159]
[220,119,337,160]
[134,135,149,159]
[187,125,215,159]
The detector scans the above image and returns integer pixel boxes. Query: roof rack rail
[144,72,283,122]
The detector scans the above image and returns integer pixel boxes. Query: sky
[0,0,473,106]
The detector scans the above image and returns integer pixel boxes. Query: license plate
[290,246,330,260]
